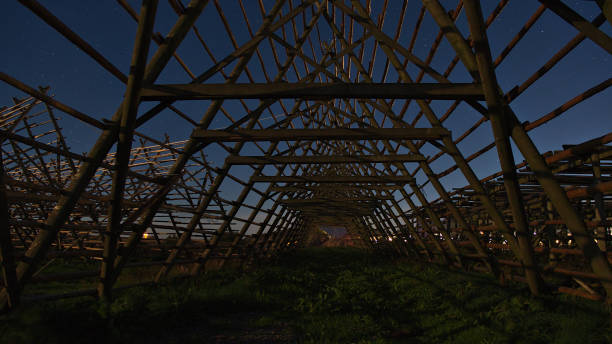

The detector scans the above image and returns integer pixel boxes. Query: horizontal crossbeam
[226,153,426,165]
[140,82,485,100]
[291,204,376,216]
[191,128,449,142]
[252,175,414,183]
[271,185,404,192]
[299,210,373,216]
[280,197,389,204]
[285,205,377,211]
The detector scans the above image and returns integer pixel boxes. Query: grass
[1,247,610,343]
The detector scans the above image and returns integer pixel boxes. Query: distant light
[555,239,560,244]
[143,232,149,239]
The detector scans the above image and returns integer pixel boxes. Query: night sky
[1,0,610,208]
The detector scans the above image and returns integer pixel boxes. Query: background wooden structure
[0,0,611,310]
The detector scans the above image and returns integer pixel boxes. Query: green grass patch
[1,247,610,343]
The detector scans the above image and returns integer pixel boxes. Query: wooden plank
[140,82,485,100]
[226,153,426,165]
[538,0,612,55]
[191,128,449,142]
[271,185,404,192]
[281,202,379,209]
[252,175,414,183]
[280,197,392,203]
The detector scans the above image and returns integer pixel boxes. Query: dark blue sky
[1,0,610,205]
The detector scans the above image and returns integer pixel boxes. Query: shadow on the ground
[1,248,610,344]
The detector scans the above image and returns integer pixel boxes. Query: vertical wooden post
[98,0,158,300]
[463,0,542,295]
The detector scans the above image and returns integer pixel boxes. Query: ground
[1,247,611,343]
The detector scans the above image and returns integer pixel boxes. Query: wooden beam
[538,0,612,55]
[252,175,414,183]
[279,198,387,205]
[226,153,426,165]
[464,0,542,295]
[140,82,485,100]
[271,185,403,192]
[192,128,449,142]
[289,209,375,216]
[281,196,392,202]
[299,211,373,217]
[0,72,107,130]
[290,204,377,211]
[99,0,159,300]
[17,0,128,83]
